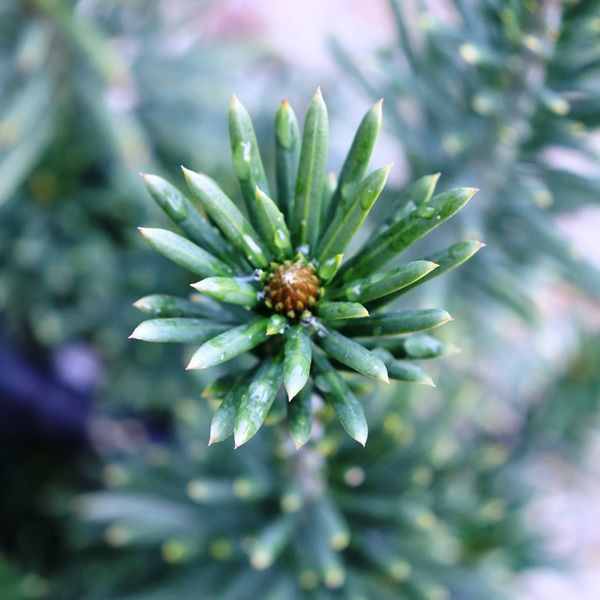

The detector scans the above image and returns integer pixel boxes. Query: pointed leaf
[187,317,269,369]
[293,88,329,249]
[366,333,458,359]
[287,381,313,449]
[129,319,228,343]
[133,294,228,320]
[317,301,368,320]
[338,260,438,303]
[209,379,246,445]
[192,277,258,308]
[367,240,485,309]
[275,100,300,221]
[371,348,434,386]
[373,172,440,237]
[228,95,270,230]
[255,187,293,261]
[340,187,478,282]
[387,362,435,386]
[403,333,458,358]
[337,309,452,337]
[234,355,283,447]
[283,325,312,400]
[313,353,368,446]
[138,227,233,277]
[317,165,391,264]
[141,174,236,265]
[182,167,270,268]
[328,99,382,222]
[317,327,388,382]
[401,172,440,207]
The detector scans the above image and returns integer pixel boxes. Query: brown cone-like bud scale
[264,260,321,319]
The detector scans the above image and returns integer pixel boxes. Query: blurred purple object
[52,343,102,394]
[0,340,99,437]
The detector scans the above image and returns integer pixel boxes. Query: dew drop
[241,141,251,163]
[416,206,436,218]
[348,284,362,302]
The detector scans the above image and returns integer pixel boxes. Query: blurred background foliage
[333,0,600,418]
[1,0,599,598]
[65,382,537,600]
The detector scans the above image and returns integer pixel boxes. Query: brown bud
[264,260,321,319]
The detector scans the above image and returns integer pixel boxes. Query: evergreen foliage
[131,92,480,445]
[71,385,535,599]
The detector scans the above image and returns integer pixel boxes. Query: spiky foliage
[69,383,535,600]
[132,91,481,446]
[332,0,600,311]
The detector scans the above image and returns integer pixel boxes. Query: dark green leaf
[317,301,368,320]
[287,380,313,449]
[367,333,458,359]
[293,88,329,250]
[255,187,293,261]
[228,95,270,229]
[340,187,478,282]
[372,348,434,386]
[327,99,382,222]
[338,260,438,303]
[373,172,440,237]
[138,227,233,277]
[275,100,300,222]
[141,173,235,265]
[133,294,227,320]
[313,353,368,446]
[182,167,270,269]
[337,309,452,337]
[367,240,484,309]
[317,327,388,382]
[283,325,312,400]
[209,379,246,445]
[317,165,391,264]
[187,317,269,369]
[234,355,283,447]
[129,318,228,343]
[387,362,434,386]
[192,277,258,308]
